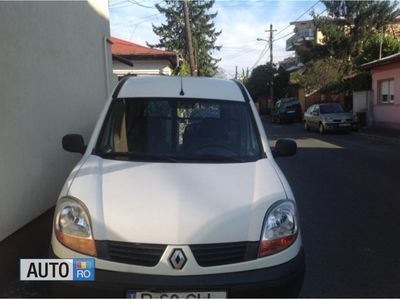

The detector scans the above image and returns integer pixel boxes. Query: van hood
[67,155,287,244]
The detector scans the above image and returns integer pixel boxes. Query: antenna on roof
[179,76,185,96]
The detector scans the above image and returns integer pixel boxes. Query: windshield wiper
[98,152,179,162]
[174,154,246,163]
[97,151,249,163]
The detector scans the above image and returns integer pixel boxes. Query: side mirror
[273,139,297,157]
[62,134,86,154]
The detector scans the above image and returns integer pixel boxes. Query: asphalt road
[2,120,400,298]
[264,120,400,297]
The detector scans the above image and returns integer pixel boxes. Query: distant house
[286,20,323,51]
[361,53,400,129]
[285,20,324,70]
[111,37,178,78]
[280,20,325,111]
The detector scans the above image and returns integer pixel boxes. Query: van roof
[115,76,247,102]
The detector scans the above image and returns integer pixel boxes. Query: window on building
[380,79,395,103]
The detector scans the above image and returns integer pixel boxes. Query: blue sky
[109,0,326,77]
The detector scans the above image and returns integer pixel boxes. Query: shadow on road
[267,121,400,297]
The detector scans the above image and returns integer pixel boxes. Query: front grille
[190,241,259,267]
[97,241,166,267]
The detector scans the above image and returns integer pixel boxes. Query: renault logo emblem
[169,248,187,270]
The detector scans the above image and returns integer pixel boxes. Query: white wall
[0,1,113,240]
[113,59,173,76]
[353,91,371,113]
[353,90,373,127]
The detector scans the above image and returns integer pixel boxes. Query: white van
[50,76,304,298]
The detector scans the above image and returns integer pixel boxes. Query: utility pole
[183,0,196,76]
[235,66,238,80]
[379,25,384,60]
[266,24,277,103]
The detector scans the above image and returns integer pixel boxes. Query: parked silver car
[303,103,358,133]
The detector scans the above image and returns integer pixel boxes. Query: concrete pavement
[265,120,400,297]
[0,208,53,297]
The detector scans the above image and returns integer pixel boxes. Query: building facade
[361,53,400,129]
[0,1,113,240]
[286,20,323,51]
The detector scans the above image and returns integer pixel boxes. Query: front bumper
[324,122,356,130]
[49,247,305,298]
[280,113,302,122]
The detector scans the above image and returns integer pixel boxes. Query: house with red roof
[111,37,178,77]
[361,53,400,129]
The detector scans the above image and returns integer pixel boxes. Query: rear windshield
[284,103,301,111]
[320,103,344,114]
[95,98,263,163]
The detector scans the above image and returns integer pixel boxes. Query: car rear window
[284,103,301,111]
[319,103,344,114]
[95,98,263,163]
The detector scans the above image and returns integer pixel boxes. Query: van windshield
[95,98,263,163]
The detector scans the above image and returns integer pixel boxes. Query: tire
[319,123,325,134]
[304,122,310,131]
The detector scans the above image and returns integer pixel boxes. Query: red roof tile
[111,37,176,57]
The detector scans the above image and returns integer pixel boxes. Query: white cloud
[109,0,325,77]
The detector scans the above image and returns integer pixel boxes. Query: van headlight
[54,197,97,256]
[258,200,298,257]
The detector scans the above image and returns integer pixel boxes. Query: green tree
[291,58,345,94]
[294,0,399,93]
[355,34,400,65]
[295,41,329,64]
[149,0,221,77]
[312,0,400,64]
[245,64,276,101]
[244,64,289,101]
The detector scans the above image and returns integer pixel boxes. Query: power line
[223,46,264,50]
[222,48,260,60]
[274,0,320,38]
[222,40,260,47]
[127,13,162,25]
[272,7,328,44]
[246,1,323,73]
[249,43,269,71]
[109,0,128,7]
[110,0,160,9]
[273,31,294,42]
[315,8,328,18]
[110,2,133,9]
[127,0,157,9]
[124,12,162,41]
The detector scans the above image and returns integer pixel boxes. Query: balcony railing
[286,32,315,51]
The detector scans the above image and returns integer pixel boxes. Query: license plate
[339,123,350,127]
[127,291,227,298]
[287,110,295,113]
